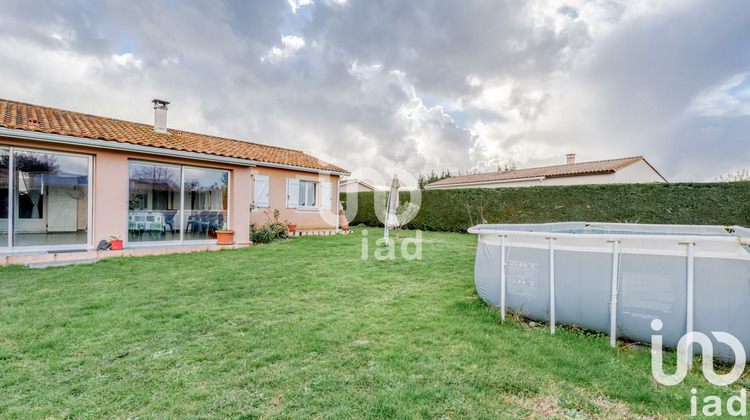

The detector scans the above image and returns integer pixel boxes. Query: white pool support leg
[548,237,556,335]
[686,242,695,369]
[500,235,507,322]
[609,240,620,347]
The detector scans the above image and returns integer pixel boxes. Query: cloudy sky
[1,0,749,184]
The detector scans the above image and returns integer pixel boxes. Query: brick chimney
[152,99,170,134]
[566,153,576,164]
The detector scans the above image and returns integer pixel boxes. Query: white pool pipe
[686,241,695,369]
[500,235,507,322]
[548,237,556,335]
[609,240,620,347]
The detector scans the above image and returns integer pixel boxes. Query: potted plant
[215,224,235,245]
[110,235,123,250]
[286,220,297,233]
[339,210,349,230]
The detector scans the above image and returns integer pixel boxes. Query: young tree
[716,169,750,182]
[418,169,454,189]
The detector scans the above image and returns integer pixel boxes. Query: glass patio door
[0,148,8,249]
[127,161,229,245]
[12,149,90,248]
[0,147,92,250]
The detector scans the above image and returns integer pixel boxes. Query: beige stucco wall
[614,159,666,183]
[250,166,340,230]
[1,136,341,249]
[341,181,375,193]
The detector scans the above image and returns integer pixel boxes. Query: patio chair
[163,210,178,234]
[186,212,203,233]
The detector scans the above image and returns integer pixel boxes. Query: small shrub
[268,223,289,240]
[251,227,274,244]
[250,209,290,244]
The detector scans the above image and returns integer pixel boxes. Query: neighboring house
[425,155,666,190]
[0,98,348,255]
[339,177,378,193]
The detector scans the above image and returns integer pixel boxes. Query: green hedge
[341,182,750,232]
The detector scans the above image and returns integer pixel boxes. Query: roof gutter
[0,127,257,167]
[257,160,349,176]
[425,176,546,189]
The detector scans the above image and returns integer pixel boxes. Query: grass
[0,227,746,418]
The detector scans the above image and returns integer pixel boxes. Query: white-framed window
[299,180,317,207]
[254,175,269,208]
[286,178,333,210]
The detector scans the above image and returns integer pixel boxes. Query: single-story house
[339,177,378,193]
[425,154,666,190]
[0,98,349,257]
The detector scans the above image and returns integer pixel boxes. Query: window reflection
[127,162,229,243]
[0,149,8,248]
[184,167,228,240]
[128,162,181,242]
[13,150,89,247]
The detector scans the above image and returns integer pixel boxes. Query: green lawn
[0,228,746,418]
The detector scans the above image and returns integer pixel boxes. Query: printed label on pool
[507,260,539,299]
[620,271,676,315]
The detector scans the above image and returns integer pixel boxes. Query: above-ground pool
[468,222,750,363]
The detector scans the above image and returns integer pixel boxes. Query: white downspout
[335,177,340,234]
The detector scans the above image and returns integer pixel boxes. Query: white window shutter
[254,175,269,208]
[286,178,300,208]
[322,182,332,210]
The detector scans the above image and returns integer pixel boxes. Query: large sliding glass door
[184,167,228,241]
[127,161,229,245]
[0,148,8,249]
[128,162,182,243]
[0,147,91,250]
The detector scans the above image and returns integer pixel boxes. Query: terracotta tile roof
[0,99,348,173]
[427,156,663,187]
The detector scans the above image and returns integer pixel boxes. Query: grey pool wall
[469,222,750,363]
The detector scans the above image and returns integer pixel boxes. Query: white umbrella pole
[383,175,400,247]
[383,190,391,246]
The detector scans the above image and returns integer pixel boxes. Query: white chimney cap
[153,99,170,134]
[152,99,170,108]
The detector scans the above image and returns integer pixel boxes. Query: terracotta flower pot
[110,239,123,250]
[339,212,349,230]
[216,230,235,245]
[288,224,297,233]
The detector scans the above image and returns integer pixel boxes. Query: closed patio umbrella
[383,175,400,246]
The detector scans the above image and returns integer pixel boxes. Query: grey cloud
[301,1,592,98]
[1,1,749,181]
